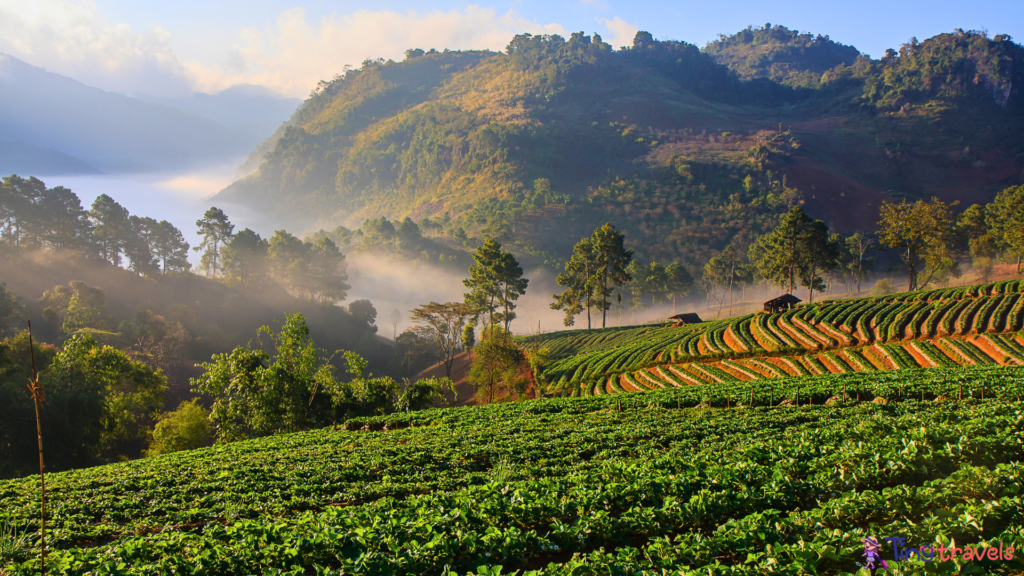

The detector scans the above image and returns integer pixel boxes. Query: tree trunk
[808,263,816,303]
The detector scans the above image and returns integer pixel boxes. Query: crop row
[3,362,1023,574]
[531,280,1024,393]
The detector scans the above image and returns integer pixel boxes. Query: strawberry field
[2,364,1024,574]
[529,280,1024,396]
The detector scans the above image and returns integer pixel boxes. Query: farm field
[1,364,1024,574]
[527,279,1024,396]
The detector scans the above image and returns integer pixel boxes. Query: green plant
[0,517,31,562]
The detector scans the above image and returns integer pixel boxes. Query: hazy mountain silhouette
[0,53,286,174]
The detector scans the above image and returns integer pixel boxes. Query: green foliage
[0,283,25,339]
[194,207,234,277]
[410,302,475,378]
[268,231,351,303]
[0,516,31,563]
[871,278,897,297]
[468,326,526,403]
[704,23,860,88]
[749,206,836,297]
[989,185,1024,270]
[461,323,476,351]
[877,197,959,291]
[2,363,1024,573]
[463,239,528,330]
[0,175,189,275]
[221,228,268,287]
[191,313,347,441]
[146,400,212,456]
[395,376,455,412]
[51,334,168,459]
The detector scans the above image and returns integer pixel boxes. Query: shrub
[871,278,897,297]
[147,400,212,456]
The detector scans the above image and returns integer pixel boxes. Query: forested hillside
[218,27,1024,270]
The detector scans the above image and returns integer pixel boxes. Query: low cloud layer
[0,1,583,98]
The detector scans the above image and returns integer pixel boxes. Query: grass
[0,517,31,563]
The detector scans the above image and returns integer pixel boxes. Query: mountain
[215,28,1024,269]
[0,54,255,174]
[132,85,301,159]
[702,24,860,88]
[0,140,102,176]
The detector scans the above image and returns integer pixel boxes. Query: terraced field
[1,364,1023,574]
[527,280,1024,396]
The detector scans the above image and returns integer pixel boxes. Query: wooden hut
[763,294,801,313]
[668,313,703,326]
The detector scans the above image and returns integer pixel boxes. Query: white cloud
[187,6,567,97]
[602,16,639,50]
[0,0,195,96]
[0,1,566,98]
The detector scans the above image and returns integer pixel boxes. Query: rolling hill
[524,279,1024,396]
[216,27,1024,268]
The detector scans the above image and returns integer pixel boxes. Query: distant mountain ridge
[0,54,297,175]
[213,26,1024,269]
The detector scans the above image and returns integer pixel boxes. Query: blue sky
[1,0,1019,98]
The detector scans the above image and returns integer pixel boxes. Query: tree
[464,239,528,331]
[844,233,875,294]
[191,313,347,441]
[749,206,812,293]
[410,302,475,378]
[49,334,167,460]
[799,220,839,303]
[152,220,191,273]
[664,263,694,314]
[467,327,525,404]
[395,377,455,412]
[877,198,958,291]
[988,185,1024,273]
[390,308,401,341]
[703,246,747,317]
[348,300,377,333]
[959,203,996,282]
[58,280,113,333]
[306,237,350,304]
[194,207,234,277]
[462,323,476,351]
[644,262,669,306]
[591,224,633,328]
[146,400,213,456]
[551,237,596,328]
[222,228,268,287]
[624,259,647,323]
[89,194,131,267]
[124,215,159,276]
[0,283,25,339]
[268,230,307,288]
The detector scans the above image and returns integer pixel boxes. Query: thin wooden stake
[27,321,46,576]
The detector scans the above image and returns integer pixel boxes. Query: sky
[0,0,1019,99]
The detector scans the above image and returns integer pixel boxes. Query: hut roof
[668,313,703,323]
[765,294,802,306]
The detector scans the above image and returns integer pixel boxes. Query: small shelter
[668,313,703,326]
[763,294,801,313]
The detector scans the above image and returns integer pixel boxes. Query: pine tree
[590,223,633,328]
[194,207,234,277]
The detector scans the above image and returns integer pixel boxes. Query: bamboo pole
[27,321,46,575]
